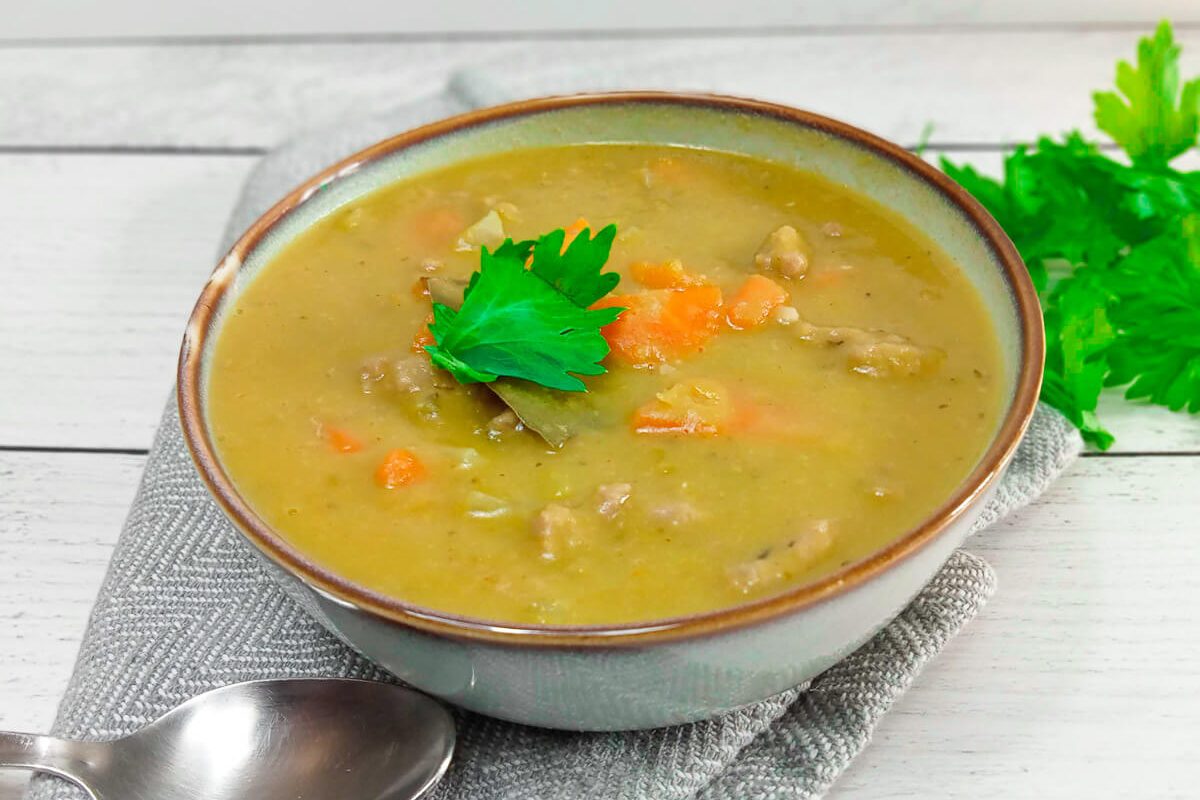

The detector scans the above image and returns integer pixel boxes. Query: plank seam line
[0,20,1195,49]
[0,445,150,456]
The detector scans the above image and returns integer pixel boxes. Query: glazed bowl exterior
[178,93,1043,731]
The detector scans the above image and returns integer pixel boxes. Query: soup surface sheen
[208,144,1005,625]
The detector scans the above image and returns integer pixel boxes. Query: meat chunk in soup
[792,319,943,377]
[533,504,582,561]
[595,482,633,519]
[727,521,835,594]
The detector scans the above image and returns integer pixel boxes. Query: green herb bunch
[941,21,1200,448]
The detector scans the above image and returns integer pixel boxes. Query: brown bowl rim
[178,91,1044,648]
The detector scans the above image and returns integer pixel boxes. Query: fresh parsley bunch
[425,225,625,391]
[942,21,1200,448]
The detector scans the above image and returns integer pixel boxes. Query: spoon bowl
[0,679,455,800]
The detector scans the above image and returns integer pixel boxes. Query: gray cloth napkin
[30,75,1083,800]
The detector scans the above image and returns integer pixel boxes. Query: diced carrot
[410,206,467,246]
[562,217,589,248]
[726,274,790,330]
[630,259,709,290]
[375,448,427,489]
[410,278,431,300]
[644,156,694,187]
[411,313,436,353]
[632,380,733,436]
[594,286,724,365]
[805,268,850,289]
[323,425,363,454]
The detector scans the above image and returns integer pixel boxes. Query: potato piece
[754,225,810,279]
[648,499,704,526]
[455,209,507,252]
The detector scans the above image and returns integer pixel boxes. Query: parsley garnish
[425,225,625,392]
[942,20,1200,448]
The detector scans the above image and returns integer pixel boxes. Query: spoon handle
[0,731,103,791]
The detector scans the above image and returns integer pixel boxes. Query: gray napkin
[30,76,1082,800]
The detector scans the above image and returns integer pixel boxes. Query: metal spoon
[0,678,455,800]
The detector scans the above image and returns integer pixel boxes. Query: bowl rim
[178,91,1044,648]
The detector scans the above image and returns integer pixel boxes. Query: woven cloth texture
[30,75,1082,800]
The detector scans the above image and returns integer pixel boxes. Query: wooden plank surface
[0,452,1194,798]
[1,29,1197,150]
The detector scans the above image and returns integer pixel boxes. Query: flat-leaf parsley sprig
[425,224,625,392]
[941,20,1200,448]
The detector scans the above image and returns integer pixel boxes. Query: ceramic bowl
[178,93,1043,731]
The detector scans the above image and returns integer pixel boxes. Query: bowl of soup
[178,93,1042,730]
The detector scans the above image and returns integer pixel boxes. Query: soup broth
[207,144,1005,625]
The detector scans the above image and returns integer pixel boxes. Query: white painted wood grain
[0,452,142,800]
[0,452,1194,798]
[2,151,1196,453]
[5,0,1196,41]
[2,28,1198,149]
[0,154,253,450]
[838,454,1200,799]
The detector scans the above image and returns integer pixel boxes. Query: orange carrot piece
[594,286,724,365]
[324,425,363,454]
[410,278,432,300]
[410,206,466,246]
[630,259,709,290]
[411,313,436,353]
[726,274,789,330]
[562,217,589,248]
[375,448,426,489]
[645,156,693,186]
[805,268,850,289]
[632,380,733,436]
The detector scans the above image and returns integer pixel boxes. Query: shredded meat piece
[792,319,943,377]
[359,353,454,422]
[533,504,581,561]
[486,410,524,441]
[728,520,835,594]
[595,483,633,519]
[754,225,810,279]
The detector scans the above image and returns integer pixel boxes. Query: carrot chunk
[562,217,589,249]
[594,286,724,365]
[323,425,363,454]
[630,259,709,289]
[726,274,789,329]
[410,206,466,246]
[411,313,436,353]
[375,448,427,489]
[632,380,733,436]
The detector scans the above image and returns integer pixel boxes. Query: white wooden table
[2,4,1199,798]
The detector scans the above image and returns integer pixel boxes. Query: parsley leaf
[1104,217,1200,413]
[943,21,1200,449]
[528,224,621,306]
[425,228,624,392]
[1094,20,1200,169]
